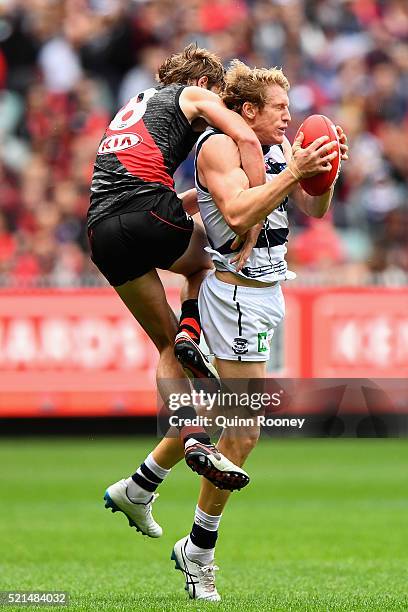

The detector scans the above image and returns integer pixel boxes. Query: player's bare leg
[198,359,265,513]
[114,267,246,486]
[104,269,249,536]
[171,220,212,301]
[170,222,219,381]
[115,269,189,397]
[104,269,187,535]
[172,359,264,598]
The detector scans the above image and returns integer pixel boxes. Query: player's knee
[239,428,260,460]
[226,427,260,465]
[184,262,213,281]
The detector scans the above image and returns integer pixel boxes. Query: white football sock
[144,453,171,480]
[185,538,215,566]
[185,505,222,565]
[194,505,222,531]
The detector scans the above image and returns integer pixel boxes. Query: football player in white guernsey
[171,60,348,601]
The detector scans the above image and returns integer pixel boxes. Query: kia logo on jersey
[97,133,142,155]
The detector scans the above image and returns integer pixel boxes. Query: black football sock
[190,522,218,549]
[177,299,201,342]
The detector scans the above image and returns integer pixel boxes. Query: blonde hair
[157,44,225,90]
[222,60,290,113]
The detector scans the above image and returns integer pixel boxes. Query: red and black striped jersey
[88,84,199,228]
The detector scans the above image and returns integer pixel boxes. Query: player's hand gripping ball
[295,114,340,196]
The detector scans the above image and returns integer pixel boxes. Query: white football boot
[171,536,221,602]
[103,479,162,538]
[184,438,250,491]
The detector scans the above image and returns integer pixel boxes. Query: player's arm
[198,135,295,235]
[233,126,346,269]
[282,135,334,218]
[284,126,348,218]
[199,133,339,235]
[179,86,265,188]
[298,185,334,218]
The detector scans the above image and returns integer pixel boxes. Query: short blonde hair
[157,44,225,90]
[222,60,290,113]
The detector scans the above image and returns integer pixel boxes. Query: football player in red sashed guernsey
[89,46,265,539]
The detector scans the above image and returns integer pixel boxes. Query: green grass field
[0,438,407,611]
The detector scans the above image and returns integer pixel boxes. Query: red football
[295,114,340,196]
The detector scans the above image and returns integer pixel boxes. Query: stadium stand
[0,0,406,287]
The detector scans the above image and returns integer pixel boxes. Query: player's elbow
[225,211,248,235]
[308,207,329,219]
[222,194,251,235]
[232,220,251,235]
[308,210,325,219]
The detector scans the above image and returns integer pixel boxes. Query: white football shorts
[198,271,285,362]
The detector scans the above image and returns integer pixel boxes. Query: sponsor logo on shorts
[232,337,249,355]
[98,133,142,155]
[258,331,269,352]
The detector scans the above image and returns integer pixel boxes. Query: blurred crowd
[0,0,407,286]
